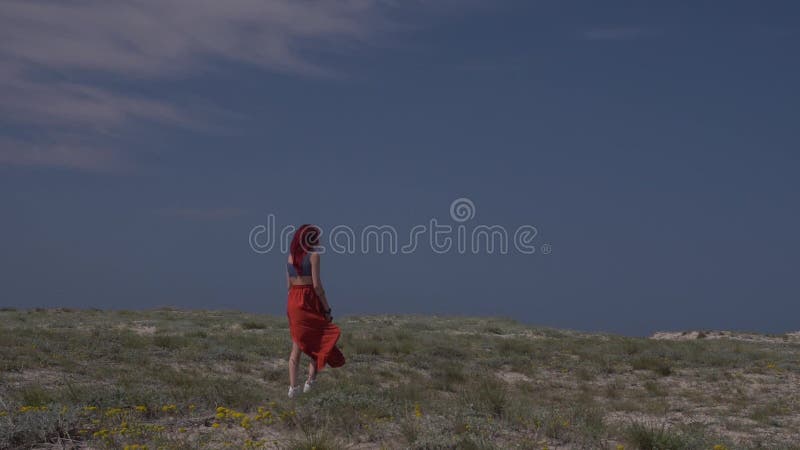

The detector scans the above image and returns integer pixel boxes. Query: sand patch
[496,368,532,383]
[115,321,156,335]
[650,330,800,344]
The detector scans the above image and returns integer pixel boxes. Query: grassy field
[0,308,798,449]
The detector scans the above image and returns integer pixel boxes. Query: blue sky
[1,1,798,335]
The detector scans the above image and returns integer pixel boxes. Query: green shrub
[459,373,507,417]
[241,321,267,330]
[623,421,690,450]
[631,355,673,376]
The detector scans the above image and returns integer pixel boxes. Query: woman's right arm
[310,252,332,319]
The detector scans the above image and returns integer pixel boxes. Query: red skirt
[286,285,345,372]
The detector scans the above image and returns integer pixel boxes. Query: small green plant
[461,374,507,417]
[241,321,267,330]
[631,355,673,376]
[623,421,689,450]
[286,424,345,450]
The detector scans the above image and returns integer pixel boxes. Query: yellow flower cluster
[280,409,296,421]
[216,406,246,427]
[105,407,126,417]
[19,405,49,413]
[414,403,423,418]
[123,445,148,450]
[254,407,273,422]
[144,424,166,433]
[92,429,111,438]
[373,415,393,423]
[211,404,292,430]
[161,404,177,413]
[713,445,728,450]
[89,420,167,442]
[243,439,267,448]
[215,406,237,420]
[135,405,148,413]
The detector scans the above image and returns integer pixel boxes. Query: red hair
[290,224,320,276]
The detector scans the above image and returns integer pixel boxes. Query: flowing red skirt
[286,285,345,372]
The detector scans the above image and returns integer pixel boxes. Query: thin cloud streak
[0,0,396,170]
[0,0,383,77]
[1,77,190,129]
[0,137,128,172]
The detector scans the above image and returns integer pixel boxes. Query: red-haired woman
[286,224,345,398]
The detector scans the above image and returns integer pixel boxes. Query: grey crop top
[287,252,312,277]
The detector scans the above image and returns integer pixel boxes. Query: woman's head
[290,224,320,275]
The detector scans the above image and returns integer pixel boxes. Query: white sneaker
[303,378,316,393]
[288,385,301,398]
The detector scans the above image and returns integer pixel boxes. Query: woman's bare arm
[310,252,331,313]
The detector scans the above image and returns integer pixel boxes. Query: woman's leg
[289,341,301,387]
[307,361,317,383]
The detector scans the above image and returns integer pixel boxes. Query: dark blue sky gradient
[1,1,798,335]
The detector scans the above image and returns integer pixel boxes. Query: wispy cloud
[1,74,190,129]
[0,137,128,172]
[0,0,386,78]
[0,0,398,170]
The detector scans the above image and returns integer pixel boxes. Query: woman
[286,224,345,398]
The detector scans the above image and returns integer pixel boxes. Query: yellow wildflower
[105,407,124,417]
